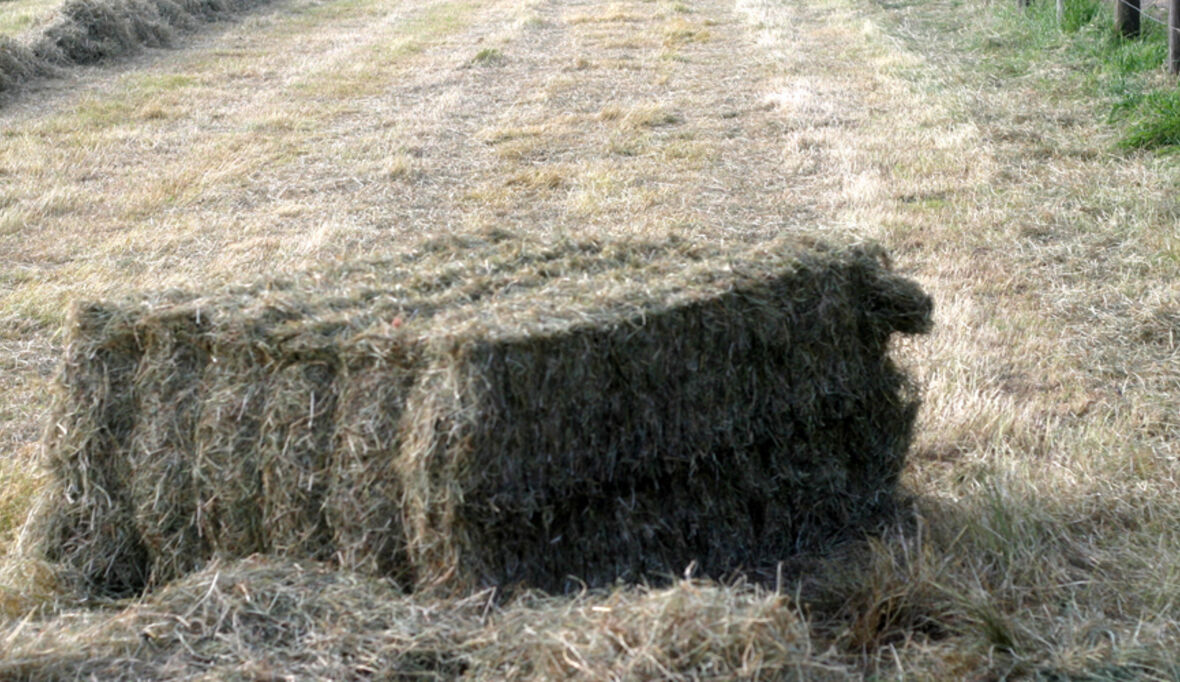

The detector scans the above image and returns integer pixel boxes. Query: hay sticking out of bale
[1,0,275,95]
[0,556,852,681]
[29,232,932,598]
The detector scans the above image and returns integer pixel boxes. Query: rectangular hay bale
[30,234,932,597]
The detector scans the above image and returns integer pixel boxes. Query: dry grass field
[0,0,60,36]
[1,0,1178,677]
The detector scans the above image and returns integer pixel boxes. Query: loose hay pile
[27,232,932,598]
[0,555,853,680]
[0,0,274,95]
[0,556,483,680]
[0,37,47,92]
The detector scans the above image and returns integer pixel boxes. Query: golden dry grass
[0,0,1178,677]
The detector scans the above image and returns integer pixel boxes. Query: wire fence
[1034,0,1180,73]
[1113,0,1170,26]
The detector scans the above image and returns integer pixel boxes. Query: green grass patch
[470,47,504,65]
[981,0,1180,150]
[1114,89,1180,149]
[878,0,1180,150]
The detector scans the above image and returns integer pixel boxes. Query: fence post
[1171,0,1180,73]
[1057,0,1065,26]
[1117,0,1141,38]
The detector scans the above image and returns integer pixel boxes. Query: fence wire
[1111,0,1176,32]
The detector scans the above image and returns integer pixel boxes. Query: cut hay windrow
[26,233,933,598]
[0,0,275,95]
[0,37,47,92]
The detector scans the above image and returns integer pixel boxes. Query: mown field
[1,0,1178,678]
[0,0,61,35]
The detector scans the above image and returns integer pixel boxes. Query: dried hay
[26,232,933,598]
[32,0,175,64]
[0,37,47,93]
[0,556,480,680]
[0,0,273,94]
[471,574,853,681]
[0,555,852,681]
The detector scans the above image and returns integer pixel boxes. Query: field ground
[0,0,59,37]
[1,0,1178,677]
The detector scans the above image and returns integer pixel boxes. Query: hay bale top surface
[71,231,931,352]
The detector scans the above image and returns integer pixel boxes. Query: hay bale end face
[31,234,932,597]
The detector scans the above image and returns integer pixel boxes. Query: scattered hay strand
[25,232,933,599]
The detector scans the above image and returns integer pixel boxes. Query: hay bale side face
[125,312,212,584]
[399,248,931,592]
[37,305,423,596]
[38,304,151,596]
[191,339,269,559]
[257,355,339,561]
[327,348,420,583]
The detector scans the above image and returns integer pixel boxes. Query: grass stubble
[0,0,1178,678]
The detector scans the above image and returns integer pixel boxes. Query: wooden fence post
[1057,0,1065,26]
[1170,0,1180,73]
[1117,0,1141,38]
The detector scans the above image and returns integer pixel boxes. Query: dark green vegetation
[982,0,1180,150]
